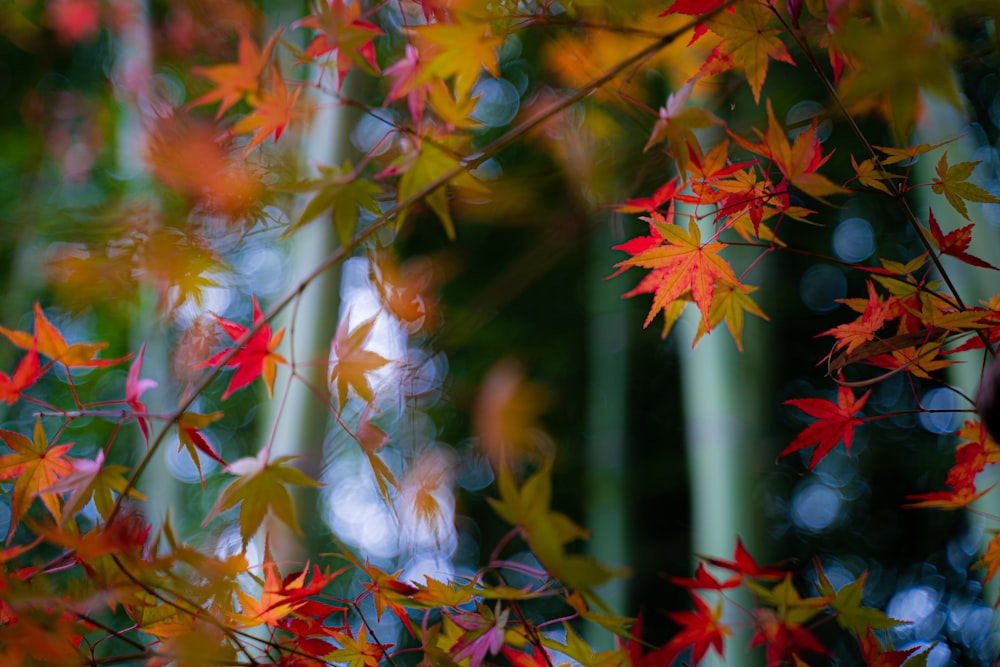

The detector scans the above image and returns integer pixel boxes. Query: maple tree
[3,0,1000,665]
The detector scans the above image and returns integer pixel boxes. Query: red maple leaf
[231,69,301,156]
[660,0,729,15]
[782,383,871,469]
[0,344,40,405]
[190,30,281,117]
[616,219,743,330]
[650,593,730,666]
[729,100,846,199]
[750,608,829,666]
[904,482,993,510]
[126,344,158,443]
[858,626,919,667]
[927,207,998,269]
[295,0,383,86]
[821,281,893,358]
[699,537,788,580]
[195,296,286,400]
[668,562,742,590]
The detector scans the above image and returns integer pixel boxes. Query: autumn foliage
[4,0,1000,665]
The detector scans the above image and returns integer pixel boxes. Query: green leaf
[393,139,487,240]
[931,152,1000,220]
[815,560,903,633]
[286,162,383,244]
[204,452,322,547]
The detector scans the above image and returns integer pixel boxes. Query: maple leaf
[704,1,795,103]
[489,460,626,596]
[0,302,129,368]
[329,315,390,409]
[413,21,502,101]
[749,607,829,666]
[875,138,953,165]
[713,167,779,238]
[615,178,681,215]
[46,448,146,521]
[850,154,901,196]
[349,559,418,634]
[730,100,846,200]
[699,537,788,580]
[651,593,730,666]
[295,0,383,85]
[448,602,509,667]
[644,77,722,175]
[945,421,1000,492]
[745,575,831,628]
[126,344,157,444]
[618,219,742,331]
[820,281,892,357]
[386,134,488,239]
[931,152,1000,221]
[668,562,741,590]
[926,207,997,270]
[384,44,428,124]
[190,29,280,117]
[176,411,227,485]
[903,482,993,510]
[196,296,287,400]
[693,282,769,351]
[236,536,331,628]
[865,340,954,380]
[326,627,392,667]
[231,68,302,156]
[286,161,383,245]
[0,343,40,405]
[782,384,871,470]
[974,532,1000,601]
[858,626,919,667]
[833,2,961,142]
[204,451,322,547]
[813,561,902,634]
[0,417,74,539]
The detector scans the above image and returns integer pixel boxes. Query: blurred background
[2,1,1000,665]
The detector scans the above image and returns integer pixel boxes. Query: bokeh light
[785,100,832,142]
[799,264,846,312]
[917,388,962,434]
[832,217,875,263]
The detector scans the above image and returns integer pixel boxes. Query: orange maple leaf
[0,302,129,368]
[296,0,383,85]
[904,482,994,510]
[946,420,1000,492]
[821,281,893,358]
[231,68,302,155]
[974,532,1000,604]
[0,417,75,538]
[730,100,846,199]
[190,29,280,117]
[237,536,332,628]
[782,384,871,469]
[617,219,743,331]
[195,296,286,400]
